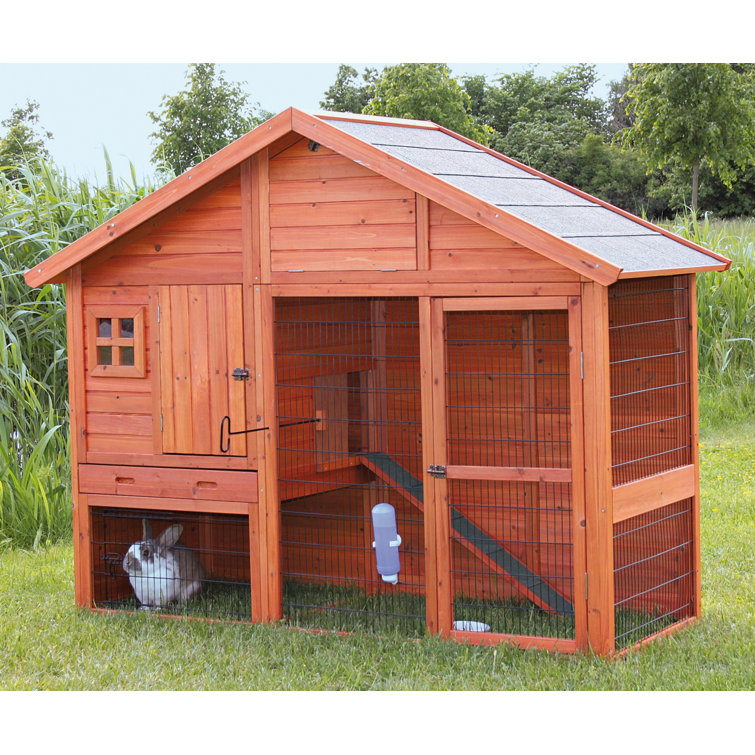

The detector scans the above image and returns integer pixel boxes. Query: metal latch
[232,367,250,381]
[427,464,447,479]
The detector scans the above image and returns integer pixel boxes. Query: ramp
[361,452,573,615]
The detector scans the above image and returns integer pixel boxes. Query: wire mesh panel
[91,507,252,620]
[275,297,426,635]
[609,276,692,485]
[444,309,575,639]
[613,498,695,649]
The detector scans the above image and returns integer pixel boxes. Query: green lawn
[1,420,752,692]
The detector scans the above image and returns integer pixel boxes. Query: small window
[86,307,146,378]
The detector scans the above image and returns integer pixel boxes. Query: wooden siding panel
[268,148,417,273]
[80,177,243,286]
[428,200,574,277]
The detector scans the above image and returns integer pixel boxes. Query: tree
[320,65,380,113]
[364,63,491,143]
[148,63,270,174]
[466,65,608,140]
[0,100,53,180]
[618,63,755,213]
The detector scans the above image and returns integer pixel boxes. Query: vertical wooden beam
[416,194,430,271]
[367,300,389,452]
[66,267,90,606]
[241,158,258,468]
[429,297,452,635]
[418,297,438,633]
[255,149,271,285]
[521,312,541,574]
[581,281,615,655]
[688,274,702,618]
[254,284,281,620]
[567,295,588,652]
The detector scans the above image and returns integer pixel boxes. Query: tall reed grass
[668,214,755,429]
[0,156,160,547]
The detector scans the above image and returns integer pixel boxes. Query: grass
[1,418,752,691]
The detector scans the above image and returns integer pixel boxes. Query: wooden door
[158,284,248,456]
[429,296,586,649]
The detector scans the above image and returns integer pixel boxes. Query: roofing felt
[321,117,726,274]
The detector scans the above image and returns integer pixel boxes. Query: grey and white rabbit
[122,519,206,608]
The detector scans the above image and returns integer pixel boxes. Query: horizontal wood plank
[82,253,242,286]
[270,176,414,204]
[79,464,258,502]
[270,153,378,181]
[270,199,415,228]
[430,224,522,250]
[430,248,564,271]
[86,412,152,436]
[85,493,251,516]
[271,249,416,272]
[271,223,416,251]
[442,296,569,311]
[446,465,572,483]
[612,464,696,523]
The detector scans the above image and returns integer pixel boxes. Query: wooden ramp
[360,452,573,615]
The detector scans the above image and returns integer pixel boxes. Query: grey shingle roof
[322,118,725,275]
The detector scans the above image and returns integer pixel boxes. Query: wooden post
[418,297,438,633]
[688,274,702,618]
[581,281,615,655]
[67,267,91,607]
[521,312,541,574]
[429,298,452,635]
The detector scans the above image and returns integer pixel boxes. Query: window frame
[85,305,146,378]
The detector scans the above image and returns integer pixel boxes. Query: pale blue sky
[0,63,630,182]
[0,0,744,183]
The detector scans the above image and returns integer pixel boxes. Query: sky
[0,0,748,183]
[0,62,630,182]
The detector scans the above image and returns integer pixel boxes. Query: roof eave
[432,124,733,270]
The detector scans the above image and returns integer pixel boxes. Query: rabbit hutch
[25,108,730,655]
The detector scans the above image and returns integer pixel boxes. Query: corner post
[581,281,615,655]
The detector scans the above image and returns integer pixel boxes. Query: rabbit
[122,519,206,608]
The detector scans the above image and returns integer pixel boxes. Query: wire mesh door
[275,297,427,636]
[430,297,585,648]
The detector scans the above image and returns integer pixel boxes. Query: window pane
[97,346,113,365]
[120,346,135,366]
[97,318,112,338]
[120,318,134,339]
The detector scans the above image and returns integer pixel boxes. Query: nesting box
[25,108,730,654]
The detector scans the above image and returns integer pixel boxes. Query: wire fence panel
[613,498,695,649]
[275,297,426,635]
[444,309,575,639]
[608,276,692,485]
[91,507,252,620]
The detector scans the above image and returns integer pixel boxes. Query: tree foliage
[0,100,53,181]
[148,63,270,175]
[364,63,491,143]
[320,65,380,113]
[618,63,755,212]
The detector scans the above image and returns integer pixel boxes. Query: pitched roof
[24,107,730,288]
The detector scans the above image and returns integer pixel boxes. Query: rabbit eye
[140,545,151,559]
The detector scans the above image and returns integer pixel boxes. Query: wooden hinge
[160,414,163,433]
[580,351,584,380]
[157,304,160,323]
[585,572,589,601]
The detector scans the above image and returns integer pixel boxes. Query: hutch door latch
[232,367,250,381]
[427,464,447,479]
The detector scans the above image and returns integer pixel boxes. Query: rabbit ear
[142,518,153,540]
[156,523,183,547]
